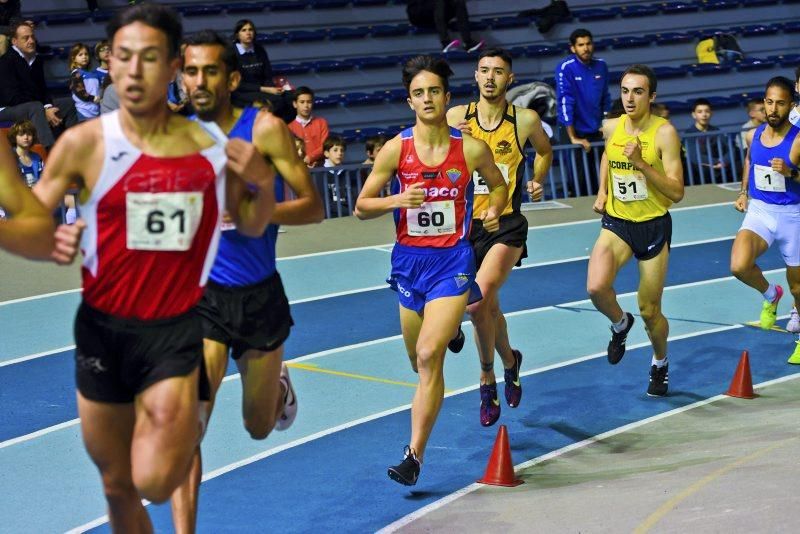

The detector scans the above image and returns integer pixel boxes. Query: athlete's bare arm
[464,135,508,232]
[252,110,324,225]
[446,105,470,135]
[355,135,425,219]
[735,129,755,212]
[516,108,553,199]
[593,119,616,214]
[224,137,276,237]
[624,121,684,203]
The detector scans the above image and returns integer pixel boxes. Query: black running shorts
[470,212,529,269]
[197,272,294,360]
[601,211,672,261]
[74,302,209,403]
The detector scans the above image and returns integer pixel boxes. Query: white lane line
[288,285,387,305]
[0,345,75,368]
[0,288,81,307]
[378,372,800,533]
[0,419,79,450]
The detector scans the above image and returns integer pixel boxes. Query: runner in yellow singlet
[587,64,684,397]
[447,47,552,426]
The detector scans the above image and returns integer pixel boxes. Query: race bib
[753,164,785,192]
[472,163,509,195]
[407,200,456,236]
[611,171,648,201]
[126,192,204,251]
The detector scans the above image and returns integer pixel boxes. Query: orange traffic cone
[477,425,523,487]
[725,350,756,399]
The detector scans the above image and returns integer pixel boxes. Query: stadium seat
[660,1,701,14]
[283,29,327,42]
[649,32,693,44]
[314,95,342,108]
[573,7,622,21]
[701,0,740,10]
[41,13,89,26]
[226,2,269,14]
[611,36,651,49]
[489,16,531,29]
[735,58,776,71]
[369,24,411,37]
[310,60,355,72]
[653,65,688,78]
[342,92,386,106]
[178,5,224,17]
[353,56,403,70]
[269,0,312,10]
[256,33,285,45]
[272,63,313,75]
[328,27,370,40]
[620,4,660,17]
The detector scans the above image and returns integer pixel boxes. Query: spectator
[0,0,20,57]
[684,98,729,183]
[68,43,101,121]
[363,134,387,165]
[406,0,484,53]
[7,119,43,187]
[652,102,670,119]
[791,66,799,127]
[323,134,346,167]
[737,97,765,149]
[287,86,329,167]
[292,134,307,164]
[100,83,119,114]
[168,42,189,115]
[231,18,293,122]
[93,40,111,90]
[0,21,78,148]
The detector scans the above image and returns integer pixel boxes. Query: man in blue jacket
[555,28,610,196]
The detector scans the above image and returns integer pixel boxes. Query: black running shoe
[607,312,634,365]
[647,363,669,397]
[447,324,465,353]
[387,446,421,486]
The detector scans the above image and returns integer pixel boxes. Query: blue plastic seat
[42,13,89,25]
[705,95,739,108]
[573,7,622,21]
[269,0,311,10]
[353,56,402,70]
[342,92,385,106]
[310,0,350,8]
[256,33,284,45]
[783,20,800,33]
[178,5,224,16]
[702,0,740,10]
[328,27,370,40]
[660,1,701,14]
[526,44,561,57]
[611,36,650,49]
[369,24,411,37]
[661,100,692,113]
[384,88,409,102]
[448,84,475,97]
[311,60,354,72]
[442,49,471,62]
[735,58,776,71]
[620,4,659,17]
[653,65,687,78]
[649,32,692,44]
[352,0,389,5]
[226,2,269,14]
[590,39,612,51]
[91,10,114,22]
[314,95,342,108]
[271,62,312,75]
[689,63,732,75]
[283,29,327,42]
[489,16,531,29]
[341,129,361,143]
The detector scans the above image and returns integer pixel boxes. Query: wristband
[738,190,747,197]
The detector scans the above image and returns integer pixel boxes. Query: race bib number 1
[753,163,786,192]
[611,171,648,201]
[472,163,510,195]
[127,192,204,251]
[407,200,456,236]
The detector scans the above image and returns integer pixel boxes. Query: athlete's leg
[637,245,670,360]
[400,305,424,373]
[468,244,523,384]
[77,393,152,533]
[587,229,633,322]
[409,292,470,461]
[730,229,770,292]
[236,345,285,439]
[131,369,200,503]
[787,267,800,313]
[171,339,228,534]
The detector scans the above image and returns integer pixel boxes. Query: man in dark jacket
[0,21,77,148]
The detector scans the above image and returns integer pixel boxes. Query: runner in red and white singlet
[31,5,275,531]
[356,55,508,486]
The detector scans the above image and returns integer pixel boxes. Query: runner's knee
[243,412,276,440]
[639,301,662,325]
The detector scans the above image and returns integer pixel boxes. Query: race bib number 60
[611,171,648,202]
[126,192,204,251]
[407,200,456,236]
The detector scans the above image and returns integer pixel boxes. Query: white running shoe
[787,307,800,333]
[275,363,297,431]
[442,39,461,53]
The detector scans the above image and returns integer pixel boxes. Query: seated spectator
[93,40,111,91]
[363,134,387,165]
[288,87,329,167]
[231,19,293,122]
[324,134,346,167]
[323,134,349,215]
[684,98,729,183]
[7,119,43,187]
[0,0,20,57]
[100,83,119,114]
[68,43,101,121]
[406,0,484,53]
[0,21,78,148]
[738,97,765,149]
[168,42,190,115]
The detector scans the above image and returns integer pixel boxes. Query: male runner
[170,30,324,533]
[730,76,800,364]
[32,5,275,531]
[447,47,553,426]
[355,55,507,485]
[587,64,684,397]
[783,67,800,331]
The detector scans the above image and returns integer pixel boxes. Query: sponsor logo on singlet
[445,168,462,183]
[495,140,513,155]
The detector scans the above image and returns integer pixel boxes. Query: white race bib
[472,163,509,195]
[611,171,648,201]
[753,163,786,192]
[407,200,456,236]
[126,192,204,251]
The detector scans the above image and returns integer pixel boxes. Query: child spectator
[684,98,729,182]
[292,134,307,164]
[93,40,111,91]
[739,97,765,149]
[69,43,101,121]
[363,134,387,165]
[323,134,346,167]
[288,87,329,167]
[7,119,43,187]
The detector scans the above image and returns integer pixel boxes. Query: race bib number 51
[612,171,648,202]
[407,200,456,236]
[472,163,510,195]
[127,192,204,251]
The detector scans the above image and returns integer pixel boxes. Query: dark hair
[795,66,800,84]
[294,86,314,100]
[692,98,712,111]
[365,134,388,153]
[68,42,90,71]
[478,47,513,69]
[107,3,182,59]
[746,97,763,110]
[402,55,454,95]
[607,98,625,119]
[233,19,256,42]
[8,119,37,147]
[323,134,346,152]
[765,76,796,101]
[569,28,593,46]
[10,19,32,40]
[183,30,240,74]
[621,64,657,95]
[94,39,110,57]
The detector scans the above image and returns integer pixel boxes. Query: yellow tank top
[464,102,526,217]
[604,115,671,222]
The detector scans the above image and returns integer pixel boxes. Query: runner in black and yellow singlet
[447,48,552,427]
[587,64,684,397]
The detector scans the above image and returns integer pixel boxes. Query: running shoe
[388,446,421,486]
[607,312,634,365]
[646,362,669,397]
[447,324,465,353]
[442,39,461,53]
[786,307,800,333]
[466,39,485,53]
[479,383,501,426]
[503,350,523,408]
[788,341,800,365]
[275,363,297,431]
[760,285,783,330]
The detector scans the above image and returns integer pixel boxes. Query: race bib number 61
[126,192,204,251]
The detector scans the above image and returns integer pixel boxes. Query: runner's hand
[52,219,85,265]
[481,206,500,232]
[593,192,607,214]
[397,182,426,208]
[734,193,748,212]
[226,138,275,190]
[527,180,543,201]
[453,120,472,136]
